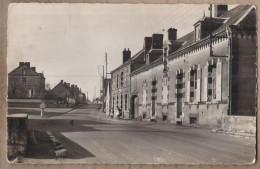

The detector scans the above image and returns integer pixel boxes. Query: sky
[7,3,237,100]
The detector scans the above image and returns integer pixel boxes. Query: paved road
[27,104,256,164]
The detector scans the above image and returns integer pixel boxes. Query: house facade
[130,5,256,129]
[8,62,45,99]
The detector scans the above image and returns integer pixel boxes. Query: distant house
[51,80,85,107]
[8,62,45,99]
[51,80,76,107]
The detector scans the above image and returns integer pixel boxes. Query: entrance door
[176,73,183,119]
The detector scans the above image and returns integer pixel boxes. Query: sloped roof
[170,5,254,54]
[9,64,44,78]
[131,5,255,76]
[111,49,144,73]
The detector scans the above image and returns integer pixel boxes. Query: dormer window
[195,24,201,41]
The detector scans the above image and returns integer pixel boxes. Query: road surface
[26,104,255,164]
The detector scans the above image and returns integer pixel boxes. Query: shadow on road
[27,119,106,159]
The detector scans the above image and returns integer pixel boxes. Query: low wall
[221,115,256,134]
[7,114,28,160]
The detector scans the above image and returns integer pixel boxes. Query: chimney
[31,67,36,72]
[71,84,74,89]
[168,28,177,41]
[25,62,30,67]
[19,62,24,67]
[214,5,228,17]
[123,48,131,63]
[64,82,67,86]
[61,80,63,84]
[144,37,152,53]
[152,34,163,49]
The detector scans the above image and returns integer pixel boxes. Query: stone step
[55,149,68,158]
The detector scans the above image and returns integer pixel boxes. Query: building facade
[130,5,256,129]
[51,80,85,107]
[8,62,45,99]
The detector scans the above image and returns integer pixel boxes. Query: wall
[111,63,131,118]
[221,115,256,134]
[231,33,257,116]
[8,75,45,99]
[7,114,28,160]
[131,35,231,126]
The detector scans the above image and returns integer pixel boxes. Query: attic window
[22,69,26,75]
[195,24,201,41]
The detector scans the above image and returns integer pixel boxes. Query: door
[131,95,138,119]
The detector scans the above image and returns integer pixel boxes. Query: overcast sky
[7,3,237,100]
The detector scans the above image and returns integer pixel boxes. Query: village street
[13,103,255,164]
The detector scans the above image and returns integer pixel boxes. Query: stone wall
[220,115,256,134]
[7,114,28,160]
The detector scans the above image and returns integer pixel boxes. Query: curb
[211,129,256,138]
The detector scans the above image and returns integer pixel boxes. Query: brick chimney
[19,62,24,67]
[214,5,228,17]
[144,37,152,53]
[123,48,131,63]
[61,80,63,84]
[31,67,36,72]
[24,62,30,67]
[152,34,163,49]
[168,28,177,41]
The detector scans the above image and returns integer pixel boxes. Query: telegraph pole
[105,52,108,79]
[102,65,105,112]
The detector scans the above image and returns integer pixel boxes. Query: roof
[111,49,144,74]
[131,5,255,76]
[168,4,254,57]
[9,63,45,79]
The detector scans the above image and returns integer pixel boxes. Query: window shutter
[216,62,222,101]
[186,71,190,102]
[203,66,208,102]
[196,68,201,102]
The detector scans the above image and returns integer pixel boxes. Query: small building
[111,46,148,119]
[8,62,45,99]
[51,80,76,107]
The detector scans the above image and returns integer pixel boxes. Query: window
[116,74,119,88]
[22,77,26,84]
[190,70,197,102]
[207,64,217,101]
[22,69,26,75]
[116,95,118,108]
[125,94,127,110]
[121,94,123,110]
[121,72,124,87]
[195,24,201,41]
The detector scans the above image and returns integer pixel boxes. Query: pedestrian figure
[117,106,122,118]
[69,120,74,127]
[40,100,46,117]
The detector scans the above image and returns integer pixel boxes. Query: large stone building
[130,5,256,128]
[8,62,45,99]
[111,5,257,131]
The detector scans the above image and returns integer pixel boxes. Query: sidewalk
[8,107,73,119]
[97,110,256,138]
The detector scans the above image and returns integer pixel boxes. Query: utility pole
[102,65,105,112]
[105,52,108,79]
